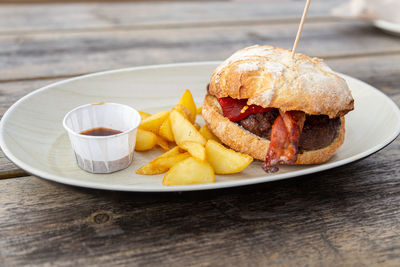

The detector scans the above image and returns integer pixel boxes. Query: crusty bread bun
[209,45,354,118]
[203,93,345,163]
[203,45,353,165]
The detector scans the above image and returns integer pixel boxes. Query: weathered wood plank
[0,133,399,266]
[1,20,399,82]
[0,54,399,177]
[327,55,400,91]
[0,0,345,33]
[0,2,399,266]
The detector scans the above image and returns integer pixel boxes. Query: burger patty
[299,115,341,151]
[238,110,279,139]
[238,112,341,151]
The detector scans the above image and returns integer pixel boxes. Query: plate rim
[1,61,400,192]
[373,19,400,35]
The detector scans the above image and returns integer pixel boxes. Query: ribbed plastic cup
[63,102,141,173]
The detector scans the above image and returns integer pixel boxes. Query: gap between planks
[0,170,27,179]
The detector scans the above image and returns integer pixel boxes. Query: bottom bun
[202,93,345,164]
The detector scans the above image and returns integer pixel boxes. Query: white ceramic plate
[374,20,400,36]
[1,62,399,192]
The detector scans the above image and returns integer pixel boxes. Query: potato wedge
[169,110,206,146]
[179,141,206,161]
[139,111,151,120]
[136,146,181,175]
[172,104,192,122]
[205,140,253,174]
[154,152,190,169]
[136,161,168,175]
[196,106,202,115]
[156,136,169,151]
[199,125,220,142]
[159,117,174,142]
[194,123,201,130]
[139,110,169,134]
[178,89,197,123]
[160,146,182,157]
[135,129,157,151]
[163,157,215,186]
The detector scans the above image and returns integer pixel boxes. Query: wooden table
[1,1,400,265]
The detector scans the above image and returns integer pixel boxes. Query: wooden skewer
[291,0,311,59]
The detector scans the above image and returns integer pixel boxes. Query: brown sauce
[80,127,122,136]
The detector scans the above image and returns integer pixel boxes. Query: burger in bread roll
[202,45,354,172]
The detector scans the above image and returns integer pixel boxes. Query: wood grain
[0,1,400,265]
[2,20,400,82]
[0,135,399,266]
[0,0,345,33]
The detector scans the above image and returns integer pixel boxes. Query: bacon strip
[263,111,306,173]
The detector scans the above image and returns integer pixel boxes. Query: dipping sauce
[80,127,122,136]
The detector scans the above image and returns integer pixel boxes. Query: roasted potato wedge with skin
[205,140,253,174]
[154,152,190,169]
[169,110,206,146]
[172,104,192,122]
[156,136,169,151]
[136,146,181,175]
[162,157,215,186]
[159,117,174,142]
[178,89,197,123]
[160,146,182,157]
[135,129,157,151]
[139,110,169,134]
[199,125,220,142]
[179,141,206,161]
[139,111,151,120]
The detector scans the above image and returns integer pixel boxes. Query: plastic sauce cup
[63,102,141,173]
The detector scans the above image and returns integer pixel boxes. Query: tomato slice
[217,97,272,121]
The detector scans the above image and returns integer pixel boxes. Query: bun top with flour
[208,45,354,118]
